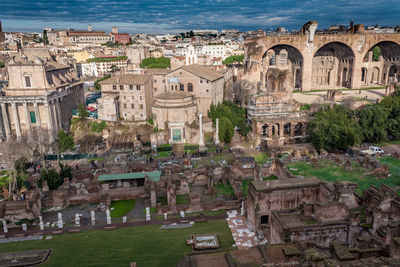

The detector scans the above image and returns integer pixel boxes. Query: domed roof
[168,77,180,84]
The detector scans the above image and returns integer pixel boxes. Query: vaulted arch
[312,42,355,89]
[261,44,304,92]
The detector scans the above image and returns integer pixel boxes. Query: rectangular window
[136,85,141,90]
[30,111,36,123]
[131,104,134,108]
[180,84,184,91]
[129,85,133,90]
[25,76,32,87]
[154,87,157,91]
[140,104,143,109]
[113,85,117,90]
[200,80,203,83]
[120,85,124,90]
[154,79,157,83]
[140,96,142,100]
[123,103,126,108]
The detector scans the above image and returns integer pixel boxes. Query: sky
[0,0,399,33]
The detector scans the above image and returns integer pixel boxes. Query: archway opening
[312,42,355,89]
[294,122,303,136]
[262,45,303,92]
[362,41,400,85]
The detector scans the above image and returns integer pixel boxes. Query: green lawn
[0,220,234,267]
[110,200,135,218]
[242,179,250,196]
[176,194,190,204]
[214,182,235,197]
[288,159,400,194]
[254,153,269,165]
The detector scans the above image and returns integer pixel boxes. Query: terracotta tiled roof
[100,74,151,85]
[179,64,224,81]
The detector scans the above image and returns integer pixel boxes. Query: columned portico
[34,102,43,143]
[1,103,11,141]
[23,101,33,141]
[11,102,21,141]
[55,98,62,130]
[45,102,54,141]
[50,100,58,137]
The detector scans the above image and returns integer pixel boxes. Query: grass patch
[88,157,105,163]
[254,153,269,165]
[110,200,135,218]
[288,159,400,194]
[0,220,234,267]
[176,194,190,205]
[214,182,235,197]
[263,175,278,181]
[242,179,250,196]
[157,196,168,206]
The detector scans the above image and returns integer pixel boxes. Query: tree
[208,101,250,137]
[372,46,381,61]
[38,169,62,190]
[94,74,111,91]
[59,163,72,180]
[222,55,244,65]
[357,105,388,143]
[57,129,74,153]
[307,105,361,152]
[218,117,234,143]
[139,57,170,69]
[0,62,5,68]
[78,104,89,120]
[42,30,49,44]
[189,31,195,38]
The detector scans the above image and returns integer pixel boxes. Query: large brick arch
[244,32,400,91]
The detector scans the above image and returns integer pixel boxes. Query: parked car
[360,146,384,156]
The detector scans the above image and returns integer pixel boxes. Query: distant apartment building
[47,26,111,46]
[114,33,131,44]
[76,62,98,77]
[91,56,128,76]
[98,74,153,121]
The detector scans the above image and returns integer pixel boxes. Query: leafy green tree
[42,30,49,44]
[0,62,4,68]
[140,57,170,69]
[94,74,111,91]
[357,105,388,143]
[59,163,72,180]
[222,55,244,65]
[307,105,361,152]
[39,169,63,190]
[57,129,74,153]
[219,117,234,143]
[208,101,250,137]
[91,120,107,132]
[189,31,195,38]
[372,46,381,61]
[78,104,89,120]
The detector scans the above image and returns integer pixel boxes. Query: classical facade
[98,74,153,121]
[0,56,84,142]
[244,21,400,91]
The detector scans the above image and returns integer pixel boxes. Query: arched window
[187,83,193,92]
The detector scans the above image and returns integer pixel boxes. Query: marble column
[23,102,33,141]
[55,98,62,131]
[215,118,220,145]
[11,102,21,141]
[50,101,58,136]
[198,112,204,147]
[0,103,11,141]
[45,102,54,141]
[34,102,43,143]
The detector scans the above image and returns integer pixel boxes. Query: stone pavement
[226,210,260,250]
